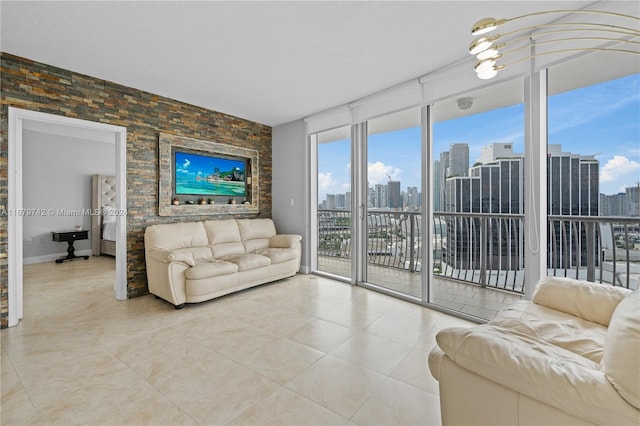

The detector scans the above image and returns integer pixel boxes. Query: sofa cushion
[255,247,298,264]
[204,219,241,244]
[602,289,640,409]
[493,301,607,363]
[223,253,271,272]
[204,219,246,259]
[173,247,213,263]
[185,260,238,280]
[533,277,630,327]
[145,221,208,250]
[237,218,276,252]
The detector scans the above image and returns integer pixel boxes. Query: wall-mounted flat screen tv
[173,148,247,198]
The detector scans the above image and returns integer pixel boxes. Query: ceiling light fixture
[468,9,640,79]
[471,9,638,36]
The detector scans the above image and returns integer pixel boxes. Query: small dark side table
[51,230,90,263]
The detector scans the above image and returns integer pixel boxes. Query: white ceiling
[0,0,625,127]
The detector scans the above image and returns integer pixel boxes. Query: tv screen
[174,149,247,198]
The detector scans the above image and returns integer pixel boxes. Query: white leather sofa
[144,218,301,308]
[429,277,639,426]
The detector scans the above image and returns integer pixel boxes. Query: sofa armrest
[269,234,302,248]
[146,248,196,267]
[533,276,631,326]
[436,326,640,425]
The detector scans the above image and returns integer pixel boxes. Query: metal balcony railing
[318,209,640,293]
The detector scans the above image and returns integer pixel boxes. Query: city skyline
[318,73,640,202]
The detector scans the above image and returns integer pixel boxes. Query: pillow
[602,289,640,409]
[102,206,116,223]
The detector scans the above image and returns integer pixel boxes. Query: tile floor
[2,256,473,425]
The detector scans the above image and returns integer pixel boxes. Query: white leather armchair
[429,277,639,425]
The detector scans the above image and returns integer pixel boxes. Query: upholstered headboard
[91,174,116,255]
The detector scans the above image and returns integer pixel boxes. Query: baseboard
[23,249,93,265]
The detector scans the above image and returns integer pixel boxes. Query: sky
[175,151,245,177]
[318,73,640,202]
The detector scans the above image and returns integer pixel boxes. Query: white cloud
[183,159,190,168]
[318,172,336,192]
[367,161,402,185]
[601,155,640,182]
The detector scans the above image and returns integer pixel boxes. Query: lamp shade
[471,17,501,35]
[469,36,499,55]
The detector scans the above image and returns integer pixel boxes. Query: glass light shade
[476,45,500,60]
[471,18,498,35]
[474,56,501,72]
[477,68,498,79]
[469,36,496,55]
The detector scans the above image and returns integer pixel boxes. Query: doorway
[7,107,127,327]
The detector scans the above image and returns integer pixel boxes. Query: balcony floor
[318,256,524,320]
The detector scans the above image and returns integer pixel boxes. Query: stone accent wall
[0,53,272,328]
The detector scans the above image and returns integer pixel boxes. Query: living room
[1,1,639,425]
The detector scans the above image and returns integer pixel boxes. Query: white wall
[22,130,115,262]
[272,119,310,272]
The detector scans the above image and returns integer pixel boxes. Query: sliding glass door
[431,80,526,319]
[364,108,422,298]
[316,125,352,279]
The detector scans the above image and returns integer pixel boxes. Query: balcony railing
[318,209,640,293]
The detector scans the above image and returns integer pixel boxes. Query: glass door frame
[310,128,356,284]
[350,107,432,304]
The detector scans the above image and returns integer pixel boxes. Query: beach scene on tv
[175,151,246,197]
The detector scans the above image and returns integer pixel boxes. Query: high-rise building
[433,159,442,211]
[444,145,524,271]
[407,186,419,210]
[547,144,599,216]
[325,193,336,210]
[388,181,402,209]
[435,151,450,212]
[626,185,640,217]
[374,184,388,208]
[599,186,640,217]
[448,143,469,178]
[442,143,598,272]
[599,193,627,216]
[346,191,352,210]
[336,193,346,209]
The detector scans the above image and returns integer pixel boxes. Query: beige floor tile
[237,337,326,384]
[2,325,96,361]
[288,318,354,353]
[30,369,197,425]
[390,342,441,395]
[285,355,385,419]
[318,302,385,330]
[11,345,129,407]
[278,293,348,319]
[350,290,402,314]
[229,386,348,425]
[351,377,442,426]
[244,306,315,337]
[152,357,280,424]
[199,321,280,360]
[363,305,439,346]
[0,386,38,425]
[330,332,411,375]
[3,257,500,425]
